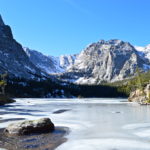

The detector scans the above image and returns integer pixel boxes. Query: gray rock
[4,118,55,136]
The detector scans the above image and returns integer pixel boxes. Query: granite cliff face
[0,15,42,79]
[61,40,148,84]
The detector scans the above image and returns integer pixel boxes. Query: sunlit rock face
[0,15,42,79]
[128,84,150,103]
[61,40,148,84]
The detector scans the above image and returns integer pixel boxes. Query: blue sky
[0,0,150,56]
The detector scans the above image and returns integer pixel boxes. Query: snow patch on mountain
[60,54,77,69]
[24,48,77,74]
[24,47,65,74]
[135,45,150,61]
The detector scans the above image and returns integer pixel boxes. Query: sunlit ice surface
[1,98,150,150]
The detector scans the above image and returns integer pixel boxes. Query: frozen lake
[1,98,150,150]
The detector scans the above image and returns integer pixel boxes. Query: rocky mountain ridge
[59,40,149,84]
[24,47,77,75]
[25,40,150,85]
[0,14,150,85]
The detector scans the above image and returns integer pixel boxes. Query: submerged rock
[4,118,55,136]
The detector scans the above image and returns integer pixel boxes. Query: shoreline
[0,126,69,150]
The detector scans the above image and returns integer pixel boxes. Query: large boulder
[4,118,55,136]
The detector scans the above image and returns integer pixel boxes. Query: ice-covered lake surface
[1,98,150,150]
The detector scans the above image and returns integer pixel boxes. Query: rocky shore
[128,84,150,104]
[0,95,15,106]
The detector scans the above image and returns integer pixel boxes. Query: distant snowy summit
[23,47,77,74]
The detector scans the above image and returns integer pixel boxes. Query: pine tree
[0,73,7,95]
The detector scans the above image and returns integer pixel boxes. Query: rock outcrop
[128,84,150,103]
[4,118,55,136]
